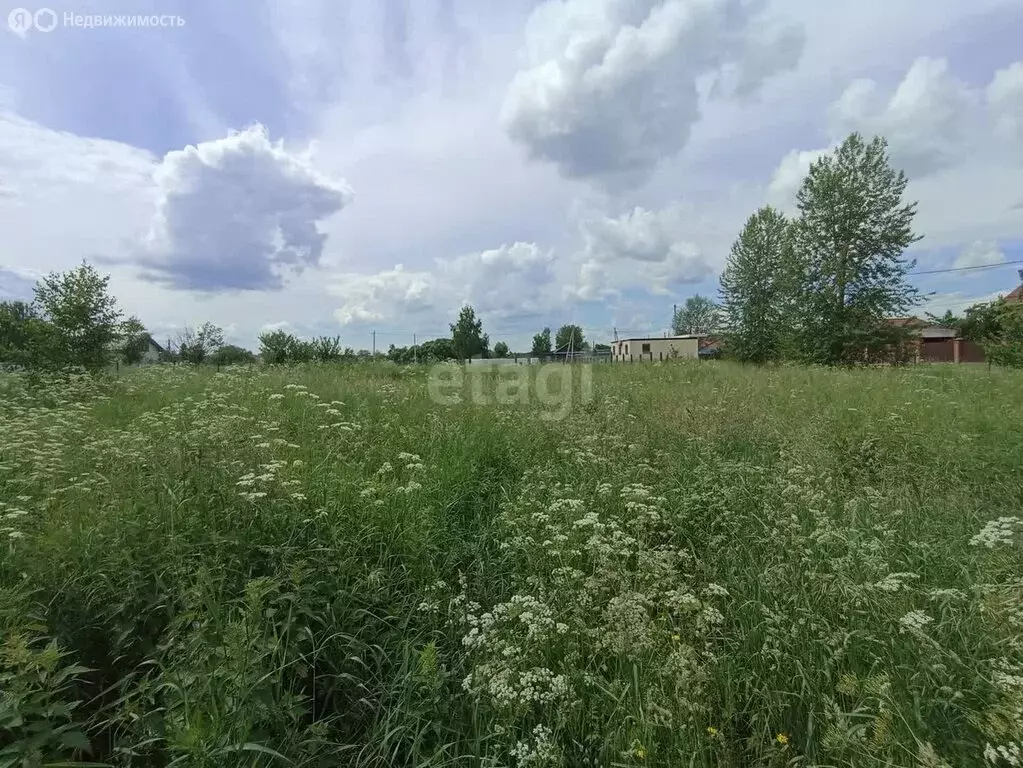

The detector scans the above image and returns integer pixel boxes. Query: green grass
[1,361,1021,767]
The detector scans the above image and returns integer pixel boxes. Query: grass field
[1,361,1022,767]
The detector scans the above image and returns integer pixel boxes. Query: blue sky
[1,0,1023,351]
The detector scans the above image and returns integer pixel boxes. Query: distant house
[885,317,983,363]
[611,335,701,361]
[1005,284,1022,304]
[111,334,164,365]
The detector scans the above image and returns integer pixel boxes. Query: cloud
[953,240,1006,269]
[828,57,977,177]
[132,125,353,291]
[766,147,826,210]
[767,58,1023,247]
[987,62,1023,144]
[330,242,557,326]
[501,0,804,186]
[0,267,39,302]
[567,203,714,300]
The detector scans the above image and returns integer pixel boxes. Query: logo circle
[7,8,33,33]
[33,8,57,32]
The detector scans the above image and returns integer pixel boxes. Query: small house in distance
[611,335,702,362]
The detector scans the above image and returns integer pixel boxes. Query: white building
[611,335,701,362]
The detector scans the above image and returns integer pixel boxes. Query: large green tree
[555,324,584,352]
[33,261,124,371]
[493,341,509,358]
[450,305,488,361]
[719,207,792,363]
[790,133,921,365]
[672,295,720,336]
[531,327,552,356]
[178,322,225,365]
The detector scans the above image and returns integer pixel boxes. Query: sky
[1,0,1023,353]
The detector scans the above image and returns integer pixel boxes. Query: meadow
[1,361,1021,768]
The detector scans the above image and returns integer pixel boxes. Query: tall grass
[1,361,1021,767]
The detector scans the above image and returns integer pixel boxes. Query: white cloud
[501,0,804,185]
[829,57,977,176]
[132,125,353,291]
[953,240,1006,270]
[330,242,557,326]
[767,57,1023,247]
[567,203,714,300]
[766,147,825,211]
[987,62,1023,144]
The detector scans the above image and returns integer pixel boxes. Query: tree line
[0,267,608,372]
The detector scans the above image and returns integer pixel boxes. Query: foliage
[450,305,489,361]
[962,298,1023,367]
[672,295,721,336]
[554,324,584,352]
[493,341,510,358]
[719,207,792,363]
[924,310,963,331]
[0,632,94,767]
[213,344,257,366]
[33,261,124,371]
[119,315,152,365]
[0,301,63,370]
[789,133,921,365]
[531,327,552,356]
[178,322,225,365]
[0,362,1020,767]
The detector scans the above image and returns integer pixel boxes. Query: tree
[924,309,962,330]
[259,329,295,365]
[213,344,256,366]
[531,327,552,356]
[493,341,510,358]
[719,207,792,363]
[0,301,62,369]
[418,337,455,362]
[672,295,720,335]
[790,133,921,365]
[311,336,344,362]
[961,299,1023,368]
[33,261,124,371]
[555,324,584,352]
[450,305,488,361]
[119,316,151,365]
[178,322,224,365]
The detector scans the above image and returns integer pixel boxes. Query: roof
[615,335,704,342]
[1006,284,1023,303]
[886,316,927,328]
[919,327,957,339]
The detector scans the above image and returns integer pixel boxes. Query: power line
[909,259,1023,276]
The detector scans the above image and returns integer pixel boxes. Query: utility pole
[413,333,417,364]
[372,330,376,357]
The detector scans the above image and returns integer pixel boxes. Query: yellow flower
[776,733,789,746]
[635,745,647,760]
[707,726,718,736]
[671,633,681,642]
